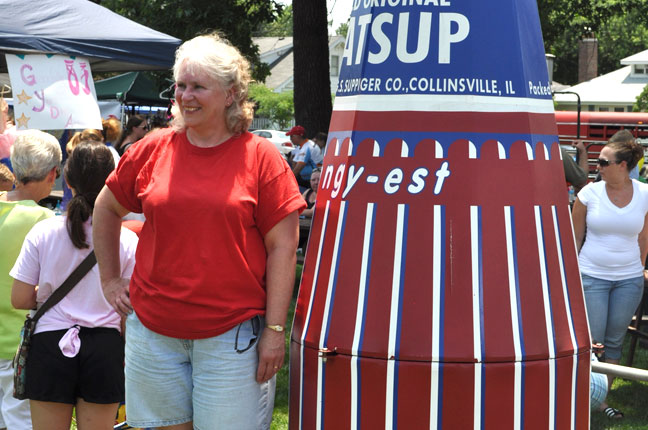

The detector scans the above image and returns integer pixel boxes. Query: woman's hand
[94,187,132,317]
[102,277,132,317]
[256,328,285,383]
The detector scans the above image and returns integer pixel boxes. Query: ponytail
[63,142,114,249]
[66,193,93,249]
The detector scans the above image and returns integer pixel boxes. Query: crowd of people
[0,31,306,430]
[0,32,307,430]
[0,110,157,430]
[0,30,646,429]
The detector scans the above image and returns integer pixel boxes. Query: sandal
[603,407,624,419]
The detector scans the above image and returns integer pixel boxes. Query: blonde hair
[66,129,104,156]
[171,33,254,134]
[80,128,103,143]
[102,117,123,143]
[11,130,62,184]
[66,132,81,155]
[0,163,15,190]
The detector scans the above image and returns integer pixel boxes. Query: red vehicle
[555,111,648,178]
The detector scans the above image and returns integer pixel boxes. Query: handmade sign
[6,54,101,130]
[290,1,591,429]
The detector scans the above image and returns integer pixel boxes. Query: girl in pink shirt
[11,143,137,430]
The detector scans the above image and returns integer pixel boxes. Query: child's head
[0,163,14,191]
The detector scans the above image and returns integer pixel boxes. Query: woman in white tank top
[572,132,648,418]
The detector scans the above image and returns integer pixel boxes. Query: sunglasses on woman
[597,158,618,167]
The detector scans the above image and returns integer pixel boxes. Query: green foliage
[255,4,293,36]
[634,85,648,112]
[539,0,648,85]
[99,0,282,82]
[336,22,348,37]
[598,10,648,81]
[248,83,294,129]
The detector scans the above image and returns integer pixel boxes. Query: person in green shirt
[0,130,61,430]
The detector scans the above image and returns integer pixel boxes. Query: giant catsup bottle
[290,2,591,429]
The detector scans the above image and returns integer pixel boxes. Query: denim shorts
[581,273,644,360]
[124,312,275,430]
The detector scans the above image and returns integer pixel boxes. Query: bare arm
[256,210,299,383]
[302,206,314,218]
[93,186,132,317]
[292,161,305,176]
[574,141,589,174]
[638,212,648,266]
[11,280,37,310]
[572,140,589,191]
[571,197,587,252]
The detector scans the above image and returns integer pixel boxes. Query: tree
[248,83,294,128]
[597,9,648,78]
[634,85,648,112]
[538,0,648,85]
[99,0,282,82]
[292,0,332,138]
[335,22,348,38]
[255,4,292,36]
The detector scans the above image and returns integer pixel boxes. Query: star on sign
[16,90,32,105]
[16,113,30,129]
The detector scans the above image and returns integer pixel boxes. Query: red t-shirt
[106,128,305,338]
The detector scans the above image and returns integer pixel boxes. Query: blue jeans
[582,274,644,360]
[124,312,275,430]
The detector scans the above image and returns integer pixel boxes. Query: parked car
[251,129,294,156]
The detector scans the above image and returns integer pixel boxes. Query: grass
[590,338,648,430]
[270,359,291,430]
[270,268,299,430]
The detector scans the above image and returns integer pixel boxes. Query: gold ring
[273,366,279,369]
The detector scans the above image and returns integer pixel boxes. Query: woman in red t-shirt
[93,33,305,430]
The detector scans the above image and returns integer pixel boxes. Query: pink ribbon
[58,325,81,358]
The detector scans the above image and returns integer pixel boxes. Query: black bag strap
[32,251,97,323]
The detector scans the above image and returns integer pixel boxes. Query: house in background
[253,35,346,94]
[554,49,648,112]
